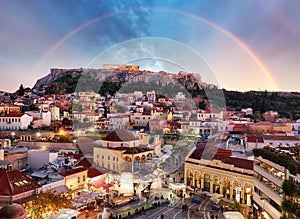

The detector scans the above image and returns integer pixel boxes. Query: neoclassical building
[184,144,254,205]
[94,129,153,173]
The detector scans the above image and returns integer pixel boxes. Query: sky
[0,0,299,92]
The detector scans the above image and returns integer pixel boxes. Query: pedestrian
[210,214,214,219]
[215,215,218,219]
[161,214,164,219]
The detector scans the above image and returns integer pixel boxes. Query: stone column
[241,187,245,204]
[220,182,223,195]
[192,174,195,187]
[210,180,214,193]
[201,177,204,190]
[230,184,234,199]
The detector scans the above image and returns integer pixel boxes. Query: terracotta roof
[87,168,106,178]
[188,144,253,170]
[247,134,264,143]
[59,167,87,177]
[77,158,92,168]
[0,170,41,196]
[104,129,138,142]
[263,135,300,141]
[189,143,232,160]
[214,154,253,170]
[232,124,247,132]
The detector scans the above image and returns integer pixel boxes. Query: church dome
[0,203,26,219]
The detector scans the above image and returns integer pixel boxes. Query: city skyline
[0,1,300,92]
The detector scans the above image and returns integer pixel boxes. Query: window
[97,154,99,158]
[116,157,118,162]
[78,176,80,183]
[83,175,86,182]
[108,156,110,160]
[102,155,104,159]
[113,157,115,161]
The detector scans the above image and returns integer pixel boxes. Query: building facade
[184,144,254,206]
[0,113,33,130]
[253,156,285,219]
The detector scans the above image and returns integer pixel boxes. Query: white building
[50,106,60,121]
[197,110,223,120]
[0,113,33,130]
[28,150,59,170]
[94,129,153,173]
[42,111,51,126]
[241,108,253,115]
[109,115,129,129]
[175,92,186,101]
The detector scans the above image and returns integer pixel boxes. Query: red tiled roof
[213,154,253,170]
[188,144,253,170]
[0,170,41,196]
[59,167,87,177]
[189,143,231,160]
[77,158,92,168]
[247,134,264,143]
[232,124,247,132]
[263,135,300,141]
[87,168,106,178]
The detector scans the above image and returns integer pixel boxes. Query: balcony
[253,192,282,219]
[254,177,283,205]
[254,165,283,187]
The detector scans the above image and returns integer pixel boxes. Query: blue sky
[0,0,299,92]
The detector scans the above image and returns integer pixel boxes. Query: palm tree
[228,200,241,212]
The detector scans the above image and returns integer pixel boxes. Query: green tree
[17,84,25,96]
[228,200,241,212]
[29,192,71,218]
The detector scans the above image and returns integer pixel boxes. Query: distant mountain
[33,67,300,120]
[33,67,207,95]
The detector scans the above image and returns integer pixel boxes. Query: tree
[228,200,241,212]
[29,192,71,218]
[17,84,25,96]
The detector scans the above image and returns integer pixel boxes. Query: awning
[91,179,112,190]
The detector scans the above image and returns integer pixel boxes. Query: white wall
[28,150,58,170]
[42,111,51,126]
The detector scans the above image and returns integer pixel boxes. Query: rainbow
[37,7,279,90]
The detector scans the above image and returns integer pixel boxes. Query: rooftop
[0,169,41,196]
[104,129,138,142]
[188,143,253,170]
[59,167,88,177]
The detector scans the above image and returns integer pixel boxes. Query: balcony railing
[254,165,283,186]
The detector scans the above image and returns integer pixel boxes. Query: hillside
[34,68,300,120]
